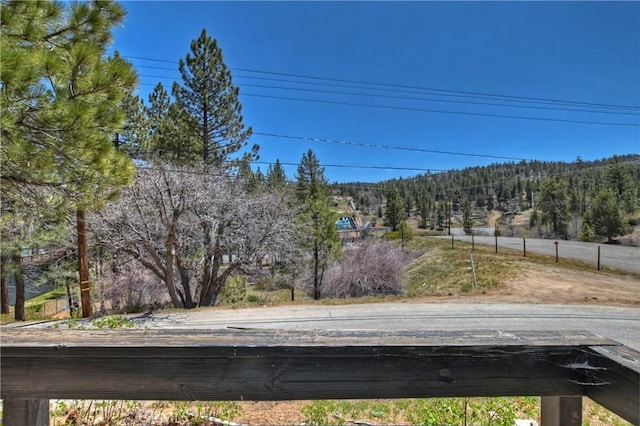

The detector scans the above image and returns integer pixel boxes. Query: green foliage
[1,0,137,208]
[398,220,414,251]
[338,155,640,243]
[462,198,474,234]
[219,276,248,305]
[266,159,288,190]
[296,150,339,300]
[173,28,255,165]
[584,188,629,243]
[385,186,406,231]
[2,0,138,319]
[92,315,134,329]
[296,149,328,201]
[302,398,538,426]
[52,400,242,425]
[538,178,569,238]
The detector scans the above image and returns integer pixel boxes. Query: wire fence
[438,235,640,275]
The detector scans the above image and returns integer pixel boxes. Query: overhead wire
[136,70,639,116]
[132,69,640,126]
[124,55,640,111]
[123,54,640,181]
[242,93,639,127]
[254,132,530,162]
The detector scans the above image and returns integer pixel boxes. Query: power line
[136,66,639,114]
[253,132,532,161]
[135,76,638,126]
[240,83,638,117]
[243,93,639,127]
[124,54,640,111]
[235,67,640,111]
[252,161,446,173]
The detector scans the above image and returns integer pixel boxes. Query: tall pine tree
[1,0,137,317]
[296,150,338,300]
[173,29,256,165]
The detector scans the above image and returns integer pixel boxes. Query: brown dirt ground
[458,262,640,307]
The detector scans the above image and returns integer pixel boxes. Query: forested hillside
[335,154,640,242]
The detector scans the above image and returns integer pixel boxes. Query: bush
[219,276,247,305]
[323,240,405,298]
[97,263,169,314]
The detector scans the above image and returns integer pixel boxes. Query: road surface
[20,302,640,352]
[437,235,640,274]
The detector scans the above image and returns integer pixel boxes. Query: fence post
[523,237,526,257]
[471,232,475,251]
[554,241,559,263]
[470,254,477,288]
[451,235,454,249]
[3,399,49,426]
[597,246,601,271]
[541,396,582,426]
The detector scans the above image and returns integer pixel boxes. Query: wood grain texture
[2,399,49,426]
[0,328,616,347]
[1,328,637,424]
[541,396,582,426]
[585,345,640,426]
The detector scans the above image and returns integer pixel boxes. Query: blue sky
[111,1,640,183]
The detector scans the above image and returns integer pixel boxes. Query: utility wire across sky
[125,55,640,127]
[125,55,640,110]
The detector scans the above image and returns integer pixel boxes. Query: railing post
[541,396,582,426]
[3,399,49,426]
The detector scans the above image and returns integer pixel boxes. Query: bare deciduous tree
[92,163,294,309]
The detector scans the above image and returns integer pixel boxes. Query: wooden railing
[1,329,638,425]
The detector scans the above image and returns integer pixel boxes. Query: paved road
[436,235,640,274]
[22,302,640,352]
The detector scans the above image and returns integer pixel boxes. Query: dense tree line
[338,155,639,241]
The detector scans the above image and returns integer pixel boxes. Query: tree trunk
[12,253,25,321]
[161,229,182,309]
[65,279,76,317]
[200,225,223,307]
[1,255,10,314]
[76,209,92,318]
[176,254,194,309]
[313,244,320,300]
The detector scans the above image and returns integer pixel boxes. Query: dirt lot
[455,262,640,307]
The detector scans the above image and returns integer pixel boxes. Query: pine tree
[384,187,405,231]
[538,178,569,238]
[1,0,137,317]
[135,83,200,163]
[585,189,627,243]
[398,220,413,252]
[296,150,328,201]
[173,29,255,165]
[295,150,338,300]
[462,199,474,235]
[266,159,288,190]
[117,92,149,157]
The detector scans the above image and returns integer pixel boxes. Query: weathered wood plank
[0,329,602,401]
[585,345,640,426]
[1,328,637,425]
[0,328,616,348]
[2,399,49,426]
[541,396,582,426]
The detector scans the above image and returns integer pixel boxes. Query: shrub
[219,276,247,305]
[97,262,169,314]
[323,240,405,298]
